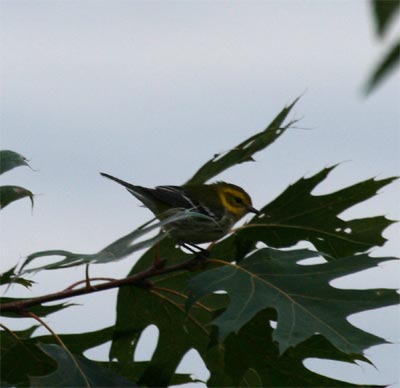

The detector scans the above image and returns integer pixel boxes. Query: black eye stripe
[229,194,246,205]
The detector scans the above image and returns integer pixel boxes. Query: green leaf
[110,240,223,387]
[206,310,379,387]
[215,166,396,260]
[186,98,299,184]
[2,325,194,387]
[18,210,209,273]
[102,361,204,387]
[371,0,400,37]
[365,40,400,95]
[0,329,56,387]
[0,266,34,288]
[186,248,399,355]
[36,326,114,356]
[30,343,138,387]
[111,164,398,385]
[0,185,34,209]
[110,244,394,387]
[0,297,73,318]
[0,150,31,175]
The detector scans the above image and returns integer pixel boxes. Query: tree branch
[0,256,204,314]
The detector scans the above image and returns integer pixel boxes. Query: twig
[0,256,204,315]
[23,311,91,387]
[63,277,116,291]
[0,323,21,340]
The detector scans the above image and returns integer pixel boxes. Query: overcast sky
[1,1,399,386]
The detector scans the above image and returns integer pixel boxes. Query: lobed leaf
[186,248,399,355]
[100,361,204,387]
[36,326,114,355]
[206,310,381,387]
[111,114,398,386]
[186,98,299,184]
[1,325,197,387]
[109,242,390,386]
[30,343,138,387]
[37,326,201,387]
[213,166,397,261]
[110,240,218,387]
[0,328,56,387]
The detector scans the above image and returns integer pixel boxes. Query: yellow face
[218,184,256,219]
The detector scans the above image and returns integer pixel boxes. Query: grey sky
[1,1,399,386]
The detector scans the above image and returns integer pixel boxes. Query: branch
[0,256,204,315]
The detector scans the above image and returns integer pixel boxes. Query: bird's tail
[100,172,139,191]
[100,172,160,213]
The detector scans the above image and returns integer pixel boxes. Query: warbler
[100,172,260,244]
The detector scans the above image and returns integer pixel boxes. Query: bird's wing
[153,186,197,209]
[155,186,218,218]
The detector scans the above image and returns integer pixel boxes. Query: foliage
[0,150,34,209]
[186,249,397,353]
[18,211,210,273]
[365,0,400,94]
[0,99,398,387]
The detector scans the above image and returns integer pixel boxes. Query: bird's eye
[234,196,244,205]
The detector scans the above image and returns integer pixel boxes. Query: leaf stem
[152,285,213,312]
[0,322,21,340]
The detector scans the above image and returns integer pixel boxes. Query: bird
[100,172,259,245]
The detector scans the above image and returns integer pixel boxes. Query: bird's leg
[85,264,91,289]
[180,243,210,260]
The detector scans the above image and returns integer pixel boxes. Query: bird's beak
[247,206,261,216]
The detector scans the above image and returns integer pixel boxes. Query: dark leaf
[186,98,299,184]
[110,240,210,386]
[36,326,114,356]
[103,361,204,387]
[186,248,399,354]
[111,164,398,385]
[110,240,223,387]
[215,166,396,260]
[30,343,138,387]
[1,325,198,387]
[371,0,400,37]
[0,185,34,210]
[206,310,380,387]
[365,40,400,95]
[0,266,34,288]
[0,297,73,318]
[0,329,56,387]
[0,150,31,175]
[6,325,40,339]
[110,244,393,387]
